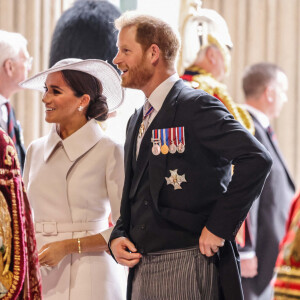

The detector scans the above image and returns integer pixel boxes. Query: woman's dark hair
[61,70,108,121]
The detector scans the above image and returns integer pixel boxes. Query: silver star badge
[165,169,187,190]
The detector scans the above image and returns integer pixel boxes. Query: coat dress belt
[34,220,108,236]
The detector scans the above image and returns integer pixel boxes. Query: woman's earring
[78,106,83,112]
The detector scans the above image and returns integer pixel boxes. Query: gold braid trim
[0,192,13,291]
[274,287,300,298]
[275,266,300,277]
[1,179,22,300]
[186,67,255,135]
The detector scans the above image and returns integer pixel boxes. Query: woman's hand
[38,234,109,267]
[38,240,71,267]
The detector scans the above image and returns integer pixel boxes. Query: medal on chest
[165,169,187,190]
[160,129,169,155]
[138,122,145,138]
[176,127,185,153]
[139,104,154,138]
[151,126,186,155]
[151,130,161,156]
[169,128,177,154]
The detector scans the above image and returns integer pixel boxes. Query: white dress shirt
[243,104,270,129]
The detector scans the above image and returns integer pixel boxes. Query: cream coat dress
[23,119,127,300]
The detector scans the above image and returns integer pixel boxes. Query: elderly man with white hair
[0,30,32,170]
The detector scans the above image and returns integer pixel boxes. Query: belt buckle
[41,222,58,236]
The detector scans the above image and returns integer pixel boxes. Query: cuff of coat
[100,227,113,244]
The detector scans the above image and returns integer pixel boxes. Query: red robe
[0,129,42,299]
[273,191,300,299]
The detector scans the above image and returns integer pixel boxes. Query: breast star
[165,169,187,190]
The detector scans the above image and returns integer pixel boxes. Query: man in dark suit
[0,30,31,171]
[240,62,295,300]
[109,12,272,300]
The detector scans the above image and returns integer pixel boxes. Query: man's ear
[3,59,14,77]
[265,86,274,103]
[206,46,216,65]
[149,44,160,64]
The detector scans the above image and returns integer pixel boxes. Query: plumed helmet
[49,0,120,73]
[178,0,233,75]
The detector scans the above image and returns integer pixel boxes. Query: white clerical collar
[148,73,179,112]
[243,104,270,129]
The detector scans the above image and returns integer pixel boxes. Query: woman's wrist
[61,239,80,255]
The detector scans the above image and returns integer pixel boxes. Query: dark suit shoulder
[178,83,231,115]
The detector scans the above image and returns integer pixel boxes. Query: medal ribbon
[143,104,154,120]
[181,127,185,145]
[178,127,182,144]
[162,128,168,146]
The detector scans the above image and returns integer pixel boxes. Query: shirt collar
[243,104,270,129]
[0,94,8,106]
[148,73,180,112]
[44,119,104,162]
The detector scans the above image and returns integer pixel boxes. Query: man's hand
[110,237,142,268]
[241,256,258,278]
[199,226,225,257]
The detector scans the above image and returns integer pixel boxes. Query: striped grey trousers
[131,246,220,300]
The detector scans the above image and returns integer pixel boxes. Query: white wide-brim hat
[20,58,124,112]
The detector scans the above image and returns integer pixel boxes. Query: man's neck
[142,69,176,98]
[245,99,271,120]
[0,77,14,99]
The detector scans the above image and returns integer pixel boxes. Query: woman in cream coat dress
[21,59,127,300]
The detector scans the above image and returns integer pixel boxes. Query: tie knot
[144,99,150,111]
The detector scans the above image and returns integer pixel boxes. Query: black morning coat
[109,79,273,300]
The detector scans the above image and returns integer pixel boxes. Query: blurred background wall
[0,0,299,187]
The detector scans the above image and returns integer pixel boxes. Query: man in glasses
[0,30,32,170]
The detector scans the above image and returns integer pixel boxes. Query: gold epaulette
[185,67,255,135]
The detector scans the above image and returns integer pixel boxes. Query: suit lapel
[125,108,142,166]
[251,114,295,189]
[129,80,185,205]
[122,108,142,213]
[265,132,295,189]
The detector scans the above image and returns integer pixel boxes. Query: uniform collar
[44,119,103,162]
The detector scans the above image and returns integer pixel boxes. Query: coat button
[140,224,145,230]
[144,200,148,206]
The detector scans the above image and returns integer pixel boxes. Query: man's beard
[120,59,153,89]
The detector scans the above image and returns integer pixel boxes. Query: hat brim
[20,59,124,113]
